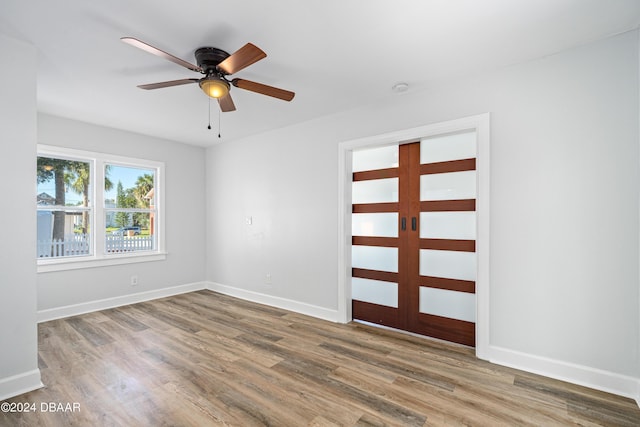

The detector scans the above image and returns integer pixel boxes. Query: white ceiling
[1,0,639,147]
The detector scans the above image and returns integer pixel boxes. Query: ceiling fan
[121,37,295,112]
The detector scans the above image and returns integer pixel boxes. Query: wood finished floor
[1,290,639,426]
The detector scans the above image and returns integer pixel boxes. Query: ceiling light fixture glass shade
[199,76,230,98]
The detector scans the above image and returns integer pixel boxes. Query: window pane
[37,157,91,207]
[420,211,476,239]
[420,170,476,201]
[105,212,155,254]
[352,213,398,237]
[420,131,476,164]
[419,287,476,322]
[352,245,398,273]
[106,165,155,209]
[352,145,399,172]
[352,277,398,308]
[352,178,399,204]
[37,209,91,258]
[37,156,92,259]
[420,249,476,281]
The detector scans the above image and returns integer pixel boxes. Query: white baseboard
[205,282,339,322]
[487,345,640,406]
[0,369,43,401]
[37,282,207,323]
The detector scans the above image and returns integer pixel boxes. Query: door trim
[337,113,490,359]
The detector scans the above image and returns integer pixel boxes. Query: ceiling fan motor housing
[195,47,231,75]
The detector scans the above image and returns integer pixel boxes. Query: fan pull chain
[218,108,221,138]
[207,97,212,130]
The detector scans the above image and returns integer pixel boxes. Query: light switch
[246,216,252,225]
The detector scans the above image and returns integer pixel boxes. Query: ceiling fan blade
[232,79,295,101]
[217,43,266,75]
[137,79,199,90]
[121,37,202,73]
[218,93,236,112]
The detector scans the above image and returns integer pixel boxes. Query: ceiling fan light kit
[199,77,229,98]
[121,37,295,111]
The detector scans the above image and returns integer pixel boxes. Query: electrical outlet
[265,273,272,284]
[131,275,138,286]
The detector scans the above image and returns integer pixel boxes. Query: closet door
[411,131,477,346]
[351,132,477,347]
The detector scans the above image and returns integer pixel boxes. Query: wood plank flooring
[1,290,639,426]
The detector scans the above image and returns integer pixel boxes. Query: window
[37,145,165,272]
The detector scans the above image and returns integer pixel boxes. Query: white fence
[105,234,154,254]
[37,234,153,258]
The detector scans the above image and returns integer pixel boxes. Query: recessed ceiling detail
[392,82,409,93]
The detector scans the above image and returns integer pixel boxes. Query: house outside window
[37,145,165,272]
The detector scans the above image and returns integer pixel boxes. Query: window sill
[37,252,167,273]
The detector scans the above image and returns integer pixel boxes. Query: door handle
[411,217,417,231]
[401,217,406,231]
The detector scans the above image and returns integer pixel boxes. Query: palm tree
[68,164,89,233]
[104,165,114,193]
[132,174,154,208]
[131,174,154,228]
[68,164,114,234]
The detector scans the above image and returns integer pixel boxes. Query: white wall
[0,35,42,399]
[206,123,340,317]
[36,114,207,315]
[206,30,639,397]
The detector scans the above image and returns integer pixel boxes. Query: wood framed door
[351,131,477,346]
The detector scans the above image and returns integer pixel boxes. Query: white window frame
[37,145,166,273]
